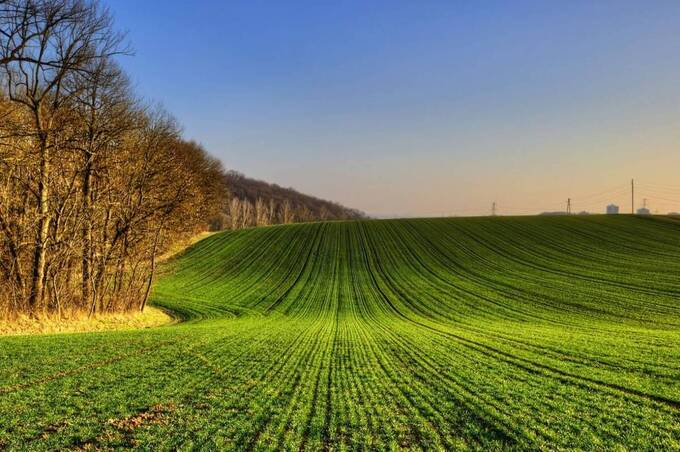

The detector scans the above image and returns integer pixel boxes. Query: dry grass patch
[0,306,174,336]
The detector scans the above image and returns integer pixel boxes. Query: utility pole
[492,202,496,216]
[567,198,571,214]
[631,179,635,214]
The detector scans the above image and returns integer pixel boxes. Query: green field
[1,216,679,450]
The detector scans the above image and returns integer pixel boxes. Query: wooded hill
[219,169,365,230]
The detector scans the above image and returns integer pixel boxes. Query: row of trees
[0,0,225,318]
[220,170,365,230]
[225,197,334,230]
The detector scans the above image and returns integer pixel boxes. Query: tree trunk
[28,140,50,311]
[81,155,93,308]
[140,224,163,312]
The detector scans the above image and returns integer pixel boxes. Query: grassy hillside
[1,216,679,449]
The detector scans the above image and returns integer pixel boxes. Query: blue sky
[108,0,680,216]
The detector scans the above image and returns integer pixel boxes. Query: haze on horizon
[109,0,680,217]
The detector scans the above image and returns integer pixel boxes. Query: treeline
[0,1,362,319]
[219,170,365,230]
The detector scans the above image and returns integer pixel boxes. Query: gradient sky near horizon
[108,0,680,217]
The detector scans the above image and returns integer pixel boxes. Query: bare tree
[282,199,293,224]
[267,198,276,225]
[255,197,269,226]
[229,197,242,230]
[240,199,253,229]
[320,206,329,221]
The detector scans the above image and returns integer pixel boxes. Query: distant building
[606,204,619,214]
[636,207,650,215]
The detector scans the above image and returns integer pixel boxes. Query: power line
[637,181,680,191]
[640,194,680,204]
[571,184,631,201]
